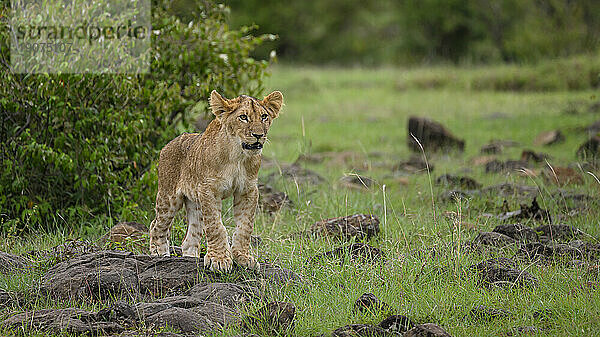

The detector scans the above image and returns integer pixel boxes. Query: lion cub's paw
[233,253,260,271]
[204,251,233,273]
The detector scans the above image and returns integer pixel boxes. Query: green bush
[0,0,272,233]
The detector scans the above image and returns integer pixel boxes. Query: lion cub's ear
[262,91,284,118]
[209,90,232,119]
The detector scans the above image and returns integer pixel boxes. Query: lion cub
[149,90,283,272]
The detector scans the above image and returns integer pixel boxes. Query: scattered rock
[577,135,600,159]
[311,214,380,240]
[395,156,434,174]
[471,257,538,287]
[534,224,583,241]
[534,130,564,146]
[39,251,302,301]
[28,240,99,263]
[520,150,550,163]
[378,315,415,333]
[353,293,393,315]
[187,283,260,308]
[497,198,551,223]
[339,174,377,190]
[332,324,393,337]
[493,223,538,242]
[468,306,512,321]
[435,174,481,189]
[472,232,516,248]
[482,183,539,199]
[1,308,125,335]
[310,243,385,264]
[585,119,600,133]
[407,116,465,152]
[471,155,498,167]
[440,189,478,202]
[258,184,293,214]
[104,221,148,246]
[269,163,325,185]
[0,251,28,274]
[242,302,295,335]
[404,323,453,337]
[518,242,588,259]
[485,160,529,174]
[480,143,503,154]
[259,263,304,285]
[542,167,584,186]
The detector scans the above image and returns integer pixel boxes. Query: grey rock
[0,251,28,274]
[472,232,516,247]
[471,258,538,287]
[493,223,538,242]
[332,324,393,337]
[242,301,295,335]
[353,293,393,315]
[311,214,380,240]
[407,116,464,152]
[404,323,453,337]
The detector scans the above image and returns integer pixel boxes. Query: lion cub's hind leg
[181,198,203,257]
[149,192,183,256]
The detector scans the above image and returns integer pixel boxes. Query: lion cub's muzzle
[242,141,263,150]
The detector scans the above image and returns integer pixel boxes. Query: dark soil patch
[471,257,538,288]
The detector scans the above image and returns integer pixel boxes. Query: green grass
[2,64,600,336]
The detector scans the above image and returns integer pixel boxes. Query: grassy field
[1,65,600,336]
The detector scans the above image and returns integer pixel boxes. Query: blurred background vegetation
[1,0,599,233]
[227,0,600,65]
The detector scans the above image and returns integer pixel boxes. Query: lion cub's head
[209,90,283,153]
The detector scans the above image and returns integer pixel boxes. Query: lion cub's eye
[238,115,248,122]
[261,114,268,121]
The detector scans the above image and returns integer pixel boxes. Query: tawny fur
[149,90,283,272]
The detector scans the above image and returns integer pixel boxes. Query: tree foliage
[0,0,271,232]
[227,0,600,64]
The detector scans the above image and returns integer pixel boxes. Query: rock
[585,119,600,133]
[497,198,551,223]
[106,221,148,244]
[471,155,498,166]
[353,293,393,315]
[493,223,538,242]
[436,174,481,189]
[404,323,452,337]
[534,224,583,241]
[485,160,529,174]
[258,184,293,214]
[378,315,415,333]
[468,306,512,321]
[1,308,124,335]
[187,283,260,308]
[0,251,28,274]
[242,302,295,335]
[534,130,564,146]
[407,116,465,152]
[577,135,600,159]
[471,258,538,287]
[480,143,503,154]
[472,232,516,247]
[395,156,433,174]
[521,150,551,163]
[39,251,301,301]
[482,183,539,199]
[268,162,325,185]
[310,243,385,264]
[332,324,393,337]
[518,242,587,259]
[259,262,304,285]
[542,166,584,186]
[311,214,380,240]
[27,240,99,263]
[440,189,478,202]
[339,174,377,190]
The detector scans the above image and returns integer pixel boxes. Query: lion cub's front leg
[231,185,260,270]
[199,190,233,272]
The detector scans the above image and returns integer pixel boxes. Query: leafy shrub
[0,0,272,232]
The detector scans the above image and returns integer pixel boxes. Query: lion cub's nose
[252,133,264,140]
